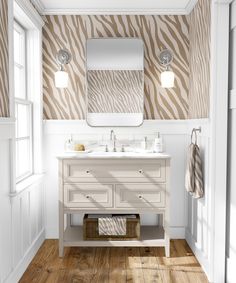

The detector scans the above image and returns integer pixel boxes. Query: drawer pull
[86,195,90,199]
[138,195,142,199]
[139,169,143,174]
[86,170,90,174]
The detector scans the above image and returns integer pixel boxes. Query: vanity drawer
[115,183,166,208]
[63,160,166,182]
[64,184,113,208]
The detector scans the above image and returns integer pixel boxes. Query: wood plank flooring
[19,240,208,283]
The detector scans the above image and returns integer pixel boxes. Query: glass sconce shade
[161,70,175,88]
[54,70,68,88]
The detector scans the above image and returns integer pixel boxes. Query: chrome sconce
[159,49,175,88]
[54,49,72,88]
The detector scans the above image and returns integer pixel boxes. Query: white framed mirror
[86,38,144,127]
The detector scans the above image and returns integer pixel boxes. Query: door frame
[209,0,233,282]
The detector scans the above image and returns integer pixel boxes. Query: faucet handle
[121,145,125,152]
[105,145,109,152]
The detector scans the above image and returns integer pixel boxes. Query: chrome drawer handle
[139,169,143,174]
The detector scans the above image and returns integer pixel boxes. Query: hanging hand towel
[98,216,126,236]
[185,143,204,198]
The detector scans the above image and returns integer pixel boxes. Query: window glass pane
[14,29,21,65]
[14,26,25,66]
[14,65,26,99]
[16,139,31,179]
[16,103,30,138]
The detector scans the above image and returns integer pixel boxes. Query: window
[14,21,33,182]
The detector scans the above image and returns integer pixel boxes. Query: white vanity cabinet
[58,155,170,257]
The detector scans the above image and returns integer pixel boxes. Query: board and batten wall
[0,0,9,117]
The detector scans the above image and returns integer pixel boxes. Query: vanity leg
[59,202,64,257]
[165,236,170,257]
[67,214,72,226]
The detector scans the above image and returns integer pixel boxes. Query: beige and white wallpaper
[0,0,9,117]
[42,0,211,120]
[43,15,190,119]
[188,0,211,118]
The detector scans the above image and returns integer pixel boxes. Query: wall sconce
[159,49,175,88]
[55,49,71,88]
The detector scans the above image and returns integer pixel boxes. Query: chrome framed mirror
[86,38,144,127]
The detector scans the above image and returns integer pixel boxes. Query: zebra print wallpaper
[43,15,190,120]
[188,0,211,118]
[87,70,143,113]
[0,0,9,117]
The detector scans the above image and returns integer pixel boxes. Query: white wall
[43,119,210,241]
[226,1,236,282]
[0,121,45,283]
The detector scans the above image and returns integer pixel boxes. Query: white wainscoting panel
[0,120,45,283]
[185,119,211,279]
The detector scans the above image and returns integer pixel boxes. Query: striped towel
[185,143,204,199]
[98,216,126,236]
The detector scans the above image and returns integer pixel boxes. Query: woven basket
[83,214,140,241]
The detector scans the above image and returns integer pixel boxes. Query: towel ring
[191,127,201,144]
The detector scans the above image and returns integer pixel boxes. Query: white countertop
[57,151,171,159]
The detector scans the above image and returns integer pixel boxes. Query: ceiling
[33,0,198,15]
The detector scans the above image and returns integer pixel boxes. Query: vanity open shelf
[64,225,165,247]
[58,154,170,257]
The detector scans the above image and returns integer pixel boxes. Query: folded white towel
[98,216,126,236]
[185,143,204,199]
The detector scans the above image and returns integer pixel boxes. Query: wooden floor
[20,240,208,283]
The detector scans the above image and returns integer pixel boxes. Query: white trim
[43,8,189,15]
[5,229,45,283]
[43,119,210,136]
[231,0,236,30]
[10,173,45,197]
[227,255,236,283]
[209,1,230,282]
[30,0,45,15]
[229,89,236,109]
[14,0,44,29]
[185,0,198,14]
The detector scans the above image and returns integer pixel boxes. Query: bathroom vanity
[57,152,170,257]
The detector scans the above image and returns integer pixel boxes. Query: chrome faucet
[110,130,117,152]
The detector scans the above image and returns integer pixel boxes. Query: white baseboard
[5,229,45,283]
[226,255,236,283]
[170,227,185,239]
[185,228,212,282]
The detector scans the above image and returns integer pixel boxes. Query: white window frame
[14,21,34,182]
[12,0,44,192]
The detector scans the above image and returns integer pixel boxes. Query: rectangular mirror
[86,38,144,127]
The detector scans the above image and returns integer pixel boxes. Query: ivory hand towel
[185,143,204,199]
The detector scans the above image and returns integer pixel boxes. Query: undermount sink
[90,151,138,157]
